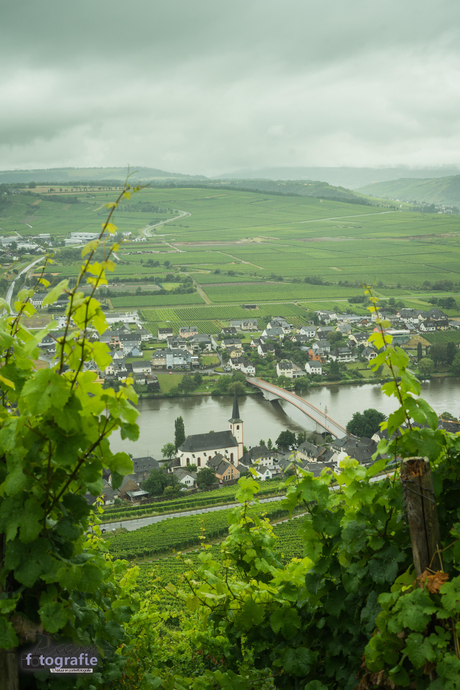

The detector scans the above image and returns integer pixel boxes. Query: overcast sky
[2,0,460,176]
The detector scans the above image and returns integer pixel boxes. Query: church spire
[229,389,242,422]
[228,389,243,461]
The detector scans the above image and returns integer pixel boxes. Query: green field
[3,187,460,324]
[423,330,460,344]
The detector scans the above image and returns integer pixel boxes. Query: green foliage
[275,430,297,449]
[0,183,144,685]
[128,289,460,689]
[108,500,297,560]
[452,351,460,376]
[174,416,186,452]
[328,360,341,380]
[161,442,177,460]
[418,356,435,376]
[196,467,217,489]
[142,468,179,496]
[346,408,386,438]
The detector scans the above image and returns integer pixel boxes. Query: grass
[156,373,184,393]
[201,354,220,366]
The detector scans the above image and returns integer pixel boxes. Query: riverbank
[136,371,457,400]
[110,377,460,461]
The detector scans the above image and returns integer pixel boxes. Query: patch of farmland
[422,331,460,345]
[205,283,364,303]
[110,293,205,307]
[193,273,262,284]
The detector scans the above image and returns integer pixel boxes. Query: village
[36,301,457,510]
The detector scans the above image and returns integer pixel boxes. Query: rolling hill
[0,167,206,185]
[217,166,460,189]
[357,175,460,207]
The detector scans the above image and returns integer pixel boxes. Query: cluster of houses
[35,301,458,391]
[94,393,387,506]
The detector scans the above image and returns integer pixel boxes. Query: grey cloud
[1,0,460,174]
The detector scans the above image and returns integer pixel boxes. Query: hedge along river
[109,377,460,460]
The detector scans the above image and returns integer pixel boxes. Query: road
[100,467,391,534]
[5,257,46,308]
[299,210,397,224]
[142,209,191,238]
[101,495,284,533]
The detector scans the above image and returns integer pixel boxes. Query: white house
[300,325,316,338]
[305,361,322,375]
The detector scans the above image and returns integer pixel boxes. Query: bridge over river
[246,377,347,438]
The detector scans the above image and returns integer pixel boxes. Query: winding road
[101,495,284,533]
[142,209,191,238]
[5,257,45,309]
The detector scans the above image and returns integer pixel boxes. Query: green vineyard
[140,302,312,337]
[133,516,307,603]
[101,481,285,523]
[107,501,300,560]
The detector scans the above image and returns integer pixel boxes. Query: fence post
[0,650,18,690]
[401,456,441,576]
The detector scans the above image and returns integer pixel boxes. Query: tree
[418,357,434,376]
[142,468,179,496]
[326,331,343,345]
[446,341,457,365]
[451,351,460,376]
[267,438,273,450]
[417,341,423,361]
[430,343,447,366]
[293,376,311,391]
[193,371,203,386]
[161,442,176,460]
[275,429,297,449]
[0,183,142,687]
[196,467,217,488]
[228,381,246,396]
[346,408,386,437]
[297,430,307,445]
[179,374,196,393]
[174,415,186,451]
[259,439,265,447]
[328,360,341,380]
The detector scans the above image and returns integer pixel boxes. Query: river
[110,377,460,459]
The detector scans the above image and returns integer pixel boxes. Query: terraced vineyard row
[101,481,285,523]
[133,517,307,607]
[107,502,298,560]
[140,300,315,338]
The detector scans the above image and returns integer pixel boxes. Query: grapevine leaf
[41,279,69,307]
[38,601,69,633]
[0,617,19,648]
[282,647,315,676]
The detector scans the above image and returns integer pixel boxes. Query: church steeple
[228,391,243,461]
[229,390,242,423]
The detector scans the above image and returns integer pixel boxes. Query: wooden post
[0,650,18,690]
[401,456,442,576]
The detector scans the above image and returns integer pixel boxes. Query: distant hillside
[357,175,460,207]
[218,166,460,189]
[0,167,380,206]
[0,167,206,184]
[167,178,376,205]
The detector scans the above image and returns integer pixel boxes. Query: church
[177,393,243,469]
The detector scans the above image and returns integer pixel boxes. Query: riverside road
[101,495,284,533]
